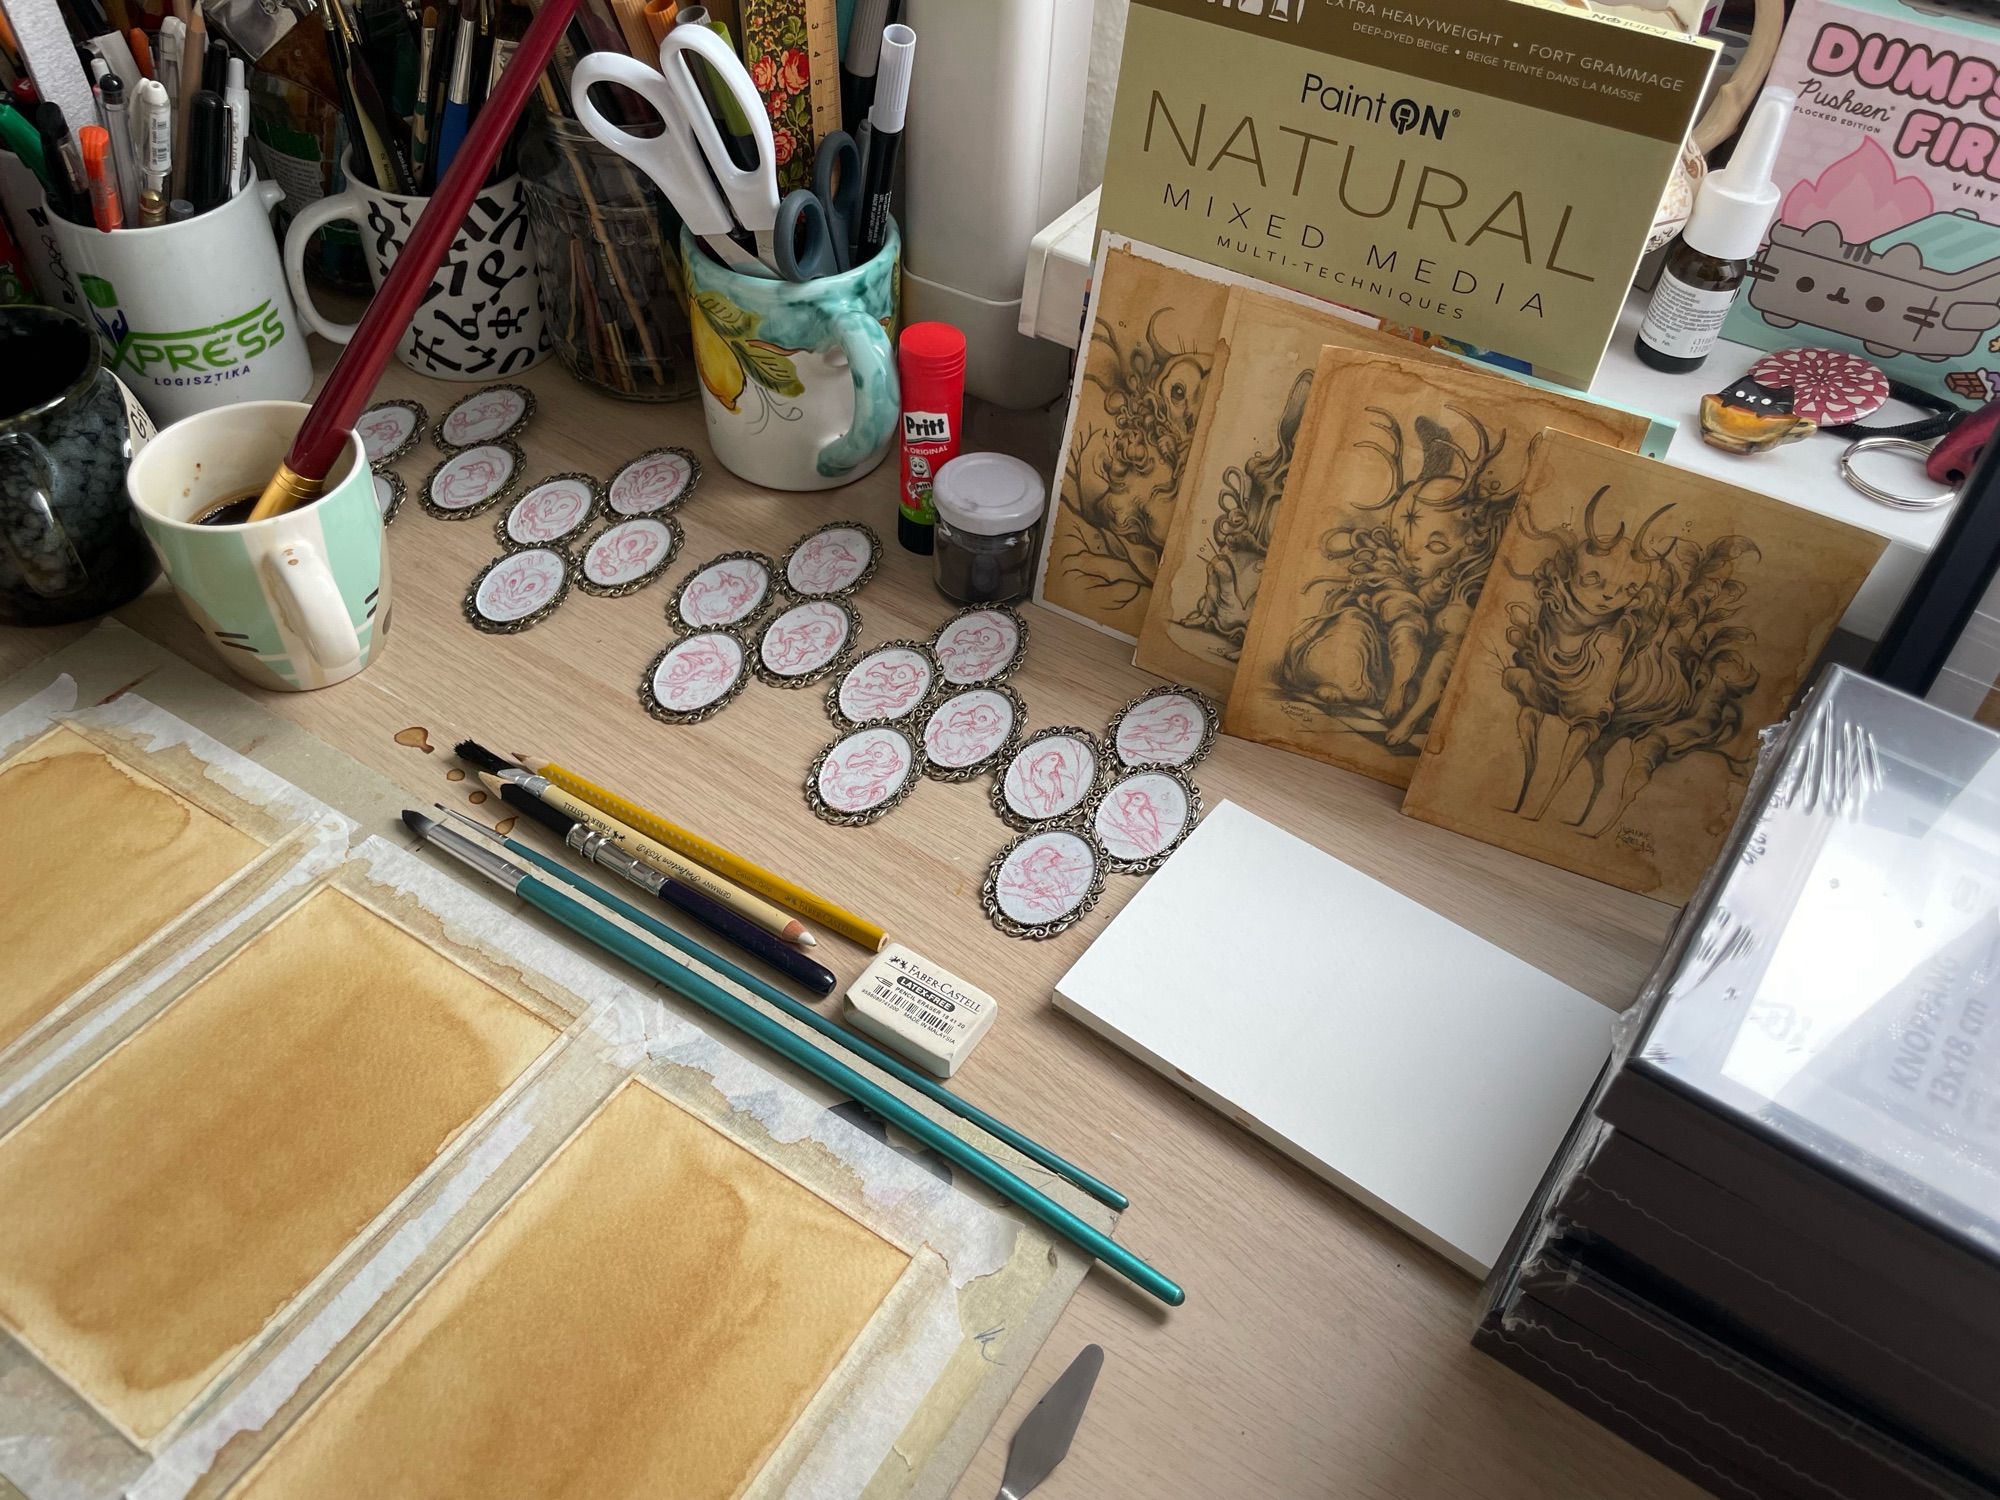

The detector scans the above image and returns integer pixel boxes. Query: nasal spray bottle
[1636,88,1796,374]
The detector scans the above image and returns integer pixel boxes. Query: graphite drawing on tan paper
[1136,288,1442,699]
[1224,351,1651,788]
[0,726,262,1056]
[1404,430,1887,903]
[234,1079,911,1500]
[1036,246,1230,639]
[0,886,557,1442]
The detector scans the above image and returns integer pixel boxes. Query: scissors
[570,24,780,278]
[773,129,859,282]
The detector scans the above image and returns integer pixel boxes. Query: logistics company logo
[105,300,290,379]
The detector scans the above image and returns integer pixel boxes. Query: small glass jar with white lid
[930,452,1046,605]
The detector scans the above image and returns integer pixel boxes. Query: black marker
[853,22,912,265]
[839,0,895,131]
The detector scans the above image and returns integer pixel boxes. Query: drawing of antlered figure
[1500,489,1760,836]
[1275,407,1516,751]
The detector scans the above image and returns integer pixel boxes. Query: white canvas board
[1054,801,1614,1273]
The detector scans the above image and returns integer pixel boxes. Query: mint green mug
[127,402,387,691]
[679,222,901,491]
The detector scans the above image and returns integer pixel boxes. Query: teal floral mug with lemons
[679,220,900,491]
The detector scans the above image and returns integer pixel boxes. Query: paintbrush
[244,0,580,521]
[456,739,816,947]
[402,810,1181,1305]
[432,804,1129,1212]
[473,771,838,995]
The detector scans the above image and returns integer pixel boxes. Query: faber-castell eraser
[843,943,996,1077]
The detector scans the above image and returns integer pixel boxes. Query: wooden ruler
[804,0,838,145]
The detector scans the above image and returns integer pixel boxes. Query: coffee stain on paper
[0,886,557,1441]
[234,1080,910,1500]
[0,727,260,1054]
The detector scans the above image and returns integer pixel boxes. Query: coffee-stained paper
[1404,430,1885,902]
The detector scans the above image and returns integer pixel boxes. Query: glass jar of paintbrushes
[520,113,696,402]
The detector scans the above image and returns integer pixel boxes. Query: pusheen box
[1723,0,2000,402]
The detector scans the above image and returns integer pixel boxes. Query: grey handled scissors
[773,129,860,282]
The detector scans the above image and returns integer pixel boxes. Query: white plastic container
[901,0,1091,409]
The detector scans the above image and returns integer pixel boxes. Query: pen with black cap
[853,22,911,263]
[480,770,840,995]
[187,89,226,212]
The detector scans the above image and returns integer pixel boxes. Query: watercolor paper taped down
[1036,246,1230,639]
[1403,430,1884,904]
[1223,350,1651,788]
[1135,286,1445,701]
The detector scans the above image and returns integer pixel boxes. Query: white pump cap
[868,24,915,134]
[1682,86,1797,261]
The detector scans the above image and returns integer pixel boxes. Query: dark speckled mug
[0,306,157,625]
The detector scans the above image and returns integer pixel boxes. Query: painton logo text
[1304,73,1455,141]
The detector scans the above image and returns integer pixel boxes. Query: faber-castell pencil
[457,741,815,947]
[514,746,890,951]
[403,811,1179,1305]
[433,804,1129,1212]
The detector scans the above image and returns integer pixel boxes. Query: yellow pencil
[517,748,890,951]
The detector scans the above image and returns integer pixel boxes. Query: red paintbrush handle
[285,0,582,484]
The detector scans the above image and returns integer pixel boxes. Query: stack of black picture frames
[1480,667,2000,1500]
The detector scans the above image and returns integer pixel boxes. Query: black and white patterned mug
[281,151,550,381]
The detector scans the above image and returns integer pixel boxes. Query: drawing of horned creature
[1500,489,1761,837]
[1060,311,1211,604]
[1179,368,1313,658]
[1274,406,1515,750]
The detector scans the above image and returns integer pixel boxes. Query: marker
[79,125,121,229]
[166,196,193,221]
[187,90,226,212]
[224,56,248,191]
[853,23,911,263]
[98,73,139,218]
[128,27,154,80]
[839,0,892,130]
[35,102,91,223]
[0,101,49,188]
[131,77,171,224]
[432,0,476,183]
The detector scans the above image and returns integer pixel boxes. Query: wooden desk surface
[0,347,1700,1500]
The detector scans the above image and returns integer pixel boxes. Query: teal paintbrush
[432,804,1128,1212]
[403,810,1183,1308]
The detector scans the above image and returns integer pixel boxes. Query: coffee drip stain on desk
[233,1080,910,1500]
[393,726,435,754]
[0,727,260,1053]
[0,886,557,1442]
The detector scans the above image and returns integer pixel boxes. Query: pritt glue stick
[896,322,966,555]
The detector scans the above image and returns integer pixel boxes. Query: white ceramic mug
[127,402,388,691]
[283,150,549,381]
[37,176,312,426]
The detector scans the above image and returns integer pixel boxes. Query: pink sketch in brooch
[819,728,914,812]
[1094,772,1189,861]
[652,633,744,711]
[358,407,415,463]
[935,611,1020,683]
[510,481,590,543]
[1005,735,1095,819]
[586,519,673,586]
[924,690,1014,768]
[995,832,1096,925]
[433,446,514,509]
[788,526,872,594]
[682,560,770,625]
[443,389,526,445]
[475,549,565,622]
[1115,693,1206,766]
[610,450,693,515]
[840,648,931,720]
[761,602,849,676]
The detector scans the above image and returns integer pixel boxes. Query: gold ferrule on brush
[246,464,326,523]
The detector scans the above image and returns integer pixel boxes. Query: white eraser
[843,942,996,1078]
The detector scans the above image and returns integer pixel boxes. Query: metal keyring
[1839,436,1958,512]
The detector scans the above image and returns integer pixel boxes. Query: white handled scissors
[571,24,781,277]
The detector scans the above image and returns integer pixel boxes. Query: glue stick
[896,321,965,555]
